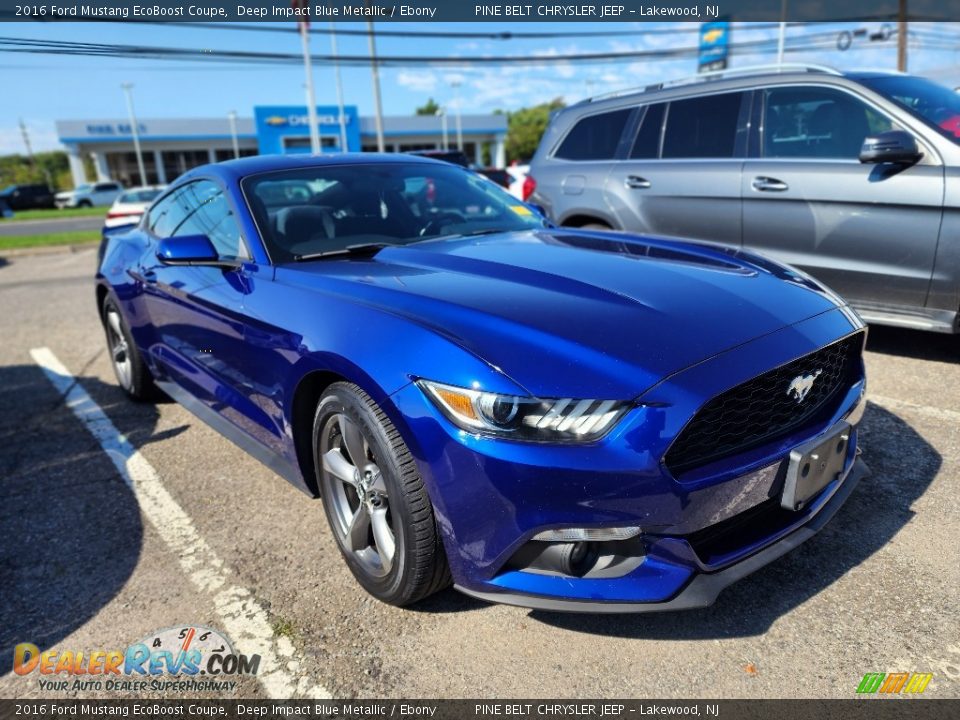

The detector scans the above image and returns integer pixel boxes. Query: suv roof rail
[580,63,843,104]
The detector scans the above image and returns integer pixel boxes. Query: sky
[2,20,960,155]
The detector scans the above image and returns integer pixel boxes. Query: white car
[104,186,166,229]
[506,164,530,200]
[55,181,124,209]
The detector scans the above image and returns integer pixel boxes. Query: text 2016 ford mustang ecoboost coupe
[96,154,868,612]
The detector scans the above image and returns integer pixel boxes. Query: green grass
[0,230,100,251]
[10,206,106,221]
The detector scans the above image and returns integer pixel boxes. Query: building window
[282,136,339,152]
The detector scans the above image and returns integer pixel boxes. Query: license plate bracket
[781,422,851,511]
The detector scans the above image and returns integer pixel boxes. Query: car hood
[278,230,846,399]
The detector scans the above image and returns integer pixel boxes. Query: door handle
[752,176,789,192]
[625,175,652,189]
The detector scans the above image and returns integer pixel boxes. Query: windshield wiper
[294,242,396,262]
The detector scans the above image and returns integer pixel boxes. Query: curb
[0,242,99,258]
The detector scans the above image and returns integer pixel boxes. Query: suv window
[630,103,666,159]
[94,183,118,192]
[555,108,632,161]
[662,92,744,159]
[763,86,898,159]
[172,181,247,260]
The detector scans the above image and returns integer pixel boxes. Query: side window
[662,92,744,159]
[763,86,899,160]
[630,103,666,159]
[554,108,632,161]
[147,189,189,238]
[172,181,248,260]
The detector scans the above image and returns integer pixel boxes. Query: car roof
[565,67,908,112]
[191,152,446,184]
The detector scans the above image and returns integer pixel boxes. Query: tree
[415,98,441,116]
[504,98,566,164]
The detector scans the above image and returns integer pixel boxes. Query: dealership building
[55,105,508,187]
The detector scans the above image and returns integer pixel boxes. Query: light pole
[367,20,386,152]
[436,108,448,150]
[121,83,148,185]
[450,79,463,151]
[228,111,240,159]
[330,22,349,152]
[299,20,321,154]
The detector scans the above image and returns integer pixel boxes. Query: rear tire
[314,382,451,606]
[101,296,159,402]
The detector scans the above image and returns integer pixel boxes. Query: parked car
[55,181,124,209]
[406,149,472,167]
[0,183,56,210]
[104,186,166,229]
[97,153,867,611]
[477,168,511,188]
[0,197,13,219]
[530,64,960,334]
[506,163,532,200]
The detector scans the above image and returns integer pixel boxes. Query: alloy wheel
[105,309,133,391]
[320,412,397,577]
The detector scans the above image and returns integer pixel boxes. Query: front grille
[664,332,863,476]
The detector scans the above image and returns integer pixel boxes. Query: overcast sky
[3,20,959,155]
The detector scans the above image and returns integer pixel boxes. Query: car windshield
[860,75,960,146]
[119,189,163,203]
[242,162,546,263]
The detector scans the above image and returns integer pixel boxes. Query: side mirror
[157,235,236,268]
[859,131,922,165]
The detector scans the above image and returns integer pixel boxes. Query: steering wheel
[419,212,465,237]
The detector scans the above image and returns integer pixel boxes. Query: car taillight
[106,211,141,220]
[522,175,536,201]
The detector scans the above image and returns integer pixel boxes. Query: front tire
[314,382,451,606]
[101,296,159,402]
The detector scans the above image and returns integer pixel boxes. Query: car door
[138,179,269,435]
[604,90,749,247]
[741,84,944,311]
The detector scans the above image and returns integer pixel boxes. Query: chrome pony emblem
[786,370,822,403]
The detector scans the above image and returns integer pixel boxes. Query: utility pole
[228,111,240,159]
[18,118,36,168]
[367,19,386,152]
[897,0,908,72]
[121,83,148,185]
[330,22,349,152]
[777,0,787,66]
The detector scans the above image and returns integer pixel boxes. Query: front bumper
[455,457,868,613]
[388,308,868,611]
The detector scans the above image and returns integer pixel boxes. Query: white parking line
[29,347,331,700]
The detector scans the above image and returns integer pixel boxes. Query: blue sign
[254,105,361,155]
[698,21,730,73]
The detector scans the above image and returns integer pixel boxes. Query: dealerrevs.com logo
[13,625,260,693]
[856,672,934,695]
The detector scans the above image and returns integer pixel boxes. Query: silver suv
[529,64,960,334]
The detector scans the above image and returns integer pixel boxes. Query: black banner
[0,0,959,23]
[0,700,958,720]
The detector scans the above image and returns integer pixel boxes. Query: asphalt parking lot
[0,243,958,701]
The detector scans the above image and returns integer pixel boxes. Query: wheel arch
[559,212,617,229]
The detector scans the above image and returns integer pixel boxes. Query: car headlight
[417,380,630,443]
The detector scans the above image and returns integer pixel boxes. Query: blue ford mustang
[97,154,868,612]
